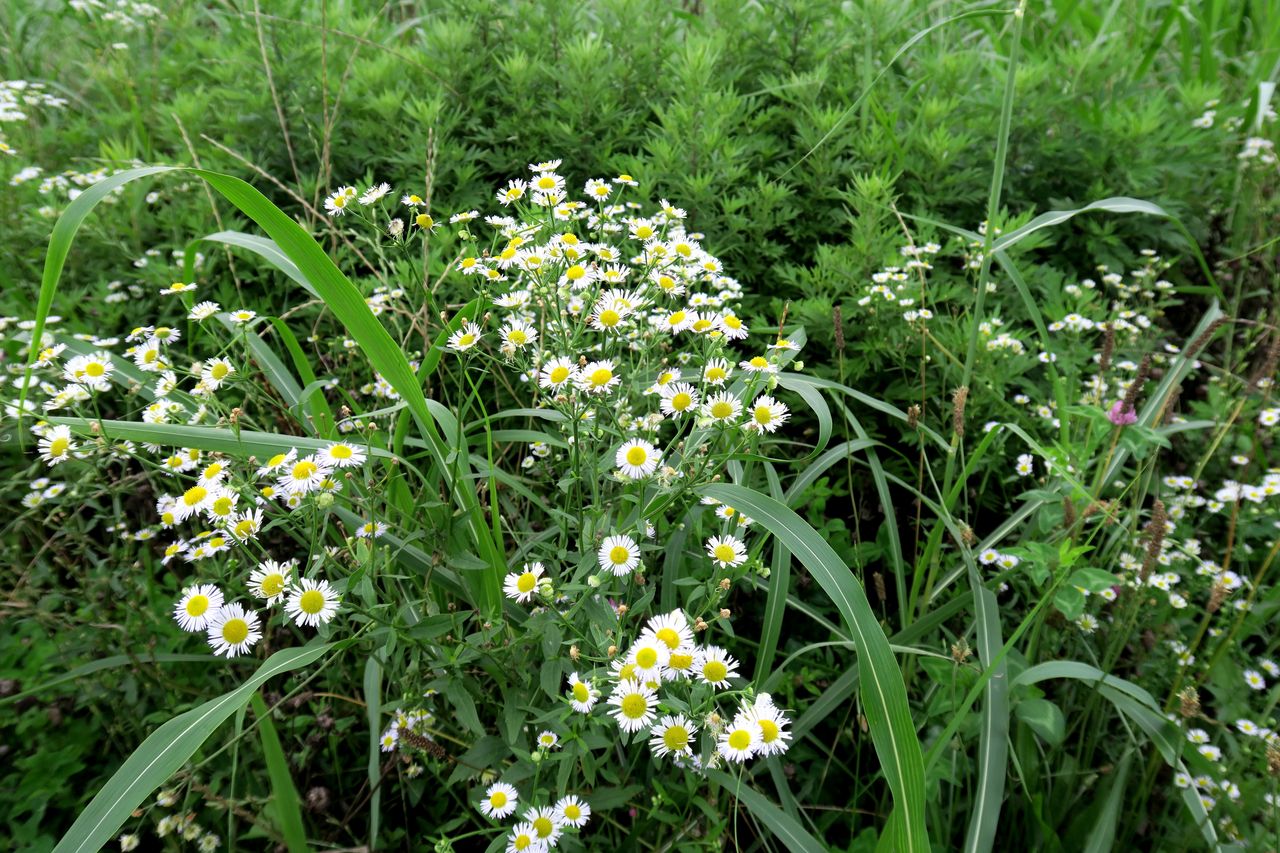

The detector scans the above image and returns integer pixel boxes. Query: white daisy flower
[706,534,747,568]
[174,583,224,632]
[608,679,657,732]
[566,672,599,713]
[649,714,697,760]
[659,382,699,418]
[552,795,590,828]
[615,439,661,479]
[718,716,759,762]
[206,603,262,658]
[696,645,740,689]
[319,441,366,468]
[479,781,518,819]
[285,577,340,627]
[250,559,295,604]
[598,534,640,576]
[447,321,483,352]
[504,561,546,603]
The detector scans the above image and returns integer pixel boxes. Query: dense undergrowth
[2,1,1279,851]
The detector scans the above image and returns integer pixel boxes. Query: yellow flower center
[221,618,249,645]
[212,497,233,516]
[599,309,620,327]
[261,574,285,597]
[566,264,585,280]
[759,719,780,743]
[671,392,692,411]
[572,682,590,702]
[617,663,637,680]
[589,368,613,387]
[564,804,581,820]
[714,543,737,563]
[667,311,686,326]
[292,461,317,480]
[655,627,680,649]
[663,725,690,751]
[49,437,70,458]
[710,401,733,419]
[750,356,768,368]
[625,447,648,466]
[509,329,527,345]
[635,225,654,239]
[456,333,476,347]
[266,453,286,469]
[185,595,208,617]
[669,651,693,670]
[330,445,353,459]
[299,589,325,614]
[703,660,728,682]
[460,257,476,269]
[143,350,158,364]
[513,836,531,852]
[620,693,648,719]
[755,406,773,424]
[549,366,570,384]
[658,276,676,290]
[706,367,726,382]
[724,315,742,329]
[86,362,105,377]
[183,486,208,507]
[416,213,434,228]
[517,572,537,593]
[533,817,554,838]
[693,318,714,332]
[333,196,347,208]
[211,363,229,380]
[209,536,226,548]
[609,545,630,565]
[490,791,507,809]
[536,176,556,190]
[635,647,658,669]
[728,729,751,750]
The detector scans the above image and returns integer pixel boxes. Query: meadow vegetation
[2,1,1279,851]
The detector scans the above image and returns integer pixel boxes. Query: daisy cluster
[326,162,797,474]
[854,242,941,326]
[477,782,591,853]
[564,608,792,770]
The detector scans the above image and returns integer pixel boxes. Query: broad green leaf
[1067,568,1120,594]
[55,643,331,853]
[1052,586,1086,621]
[701,483,928,852]
[250,693,308,853]
[1013,698,1065,746]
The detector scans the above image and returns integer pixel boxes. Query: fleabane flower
[277,456,325,495]
[746,395,789,434]
[703,391,742,425]
[200,357,236,390]
[717,313,748,340]
[578,359,620,394]
[615,439,661,479]
[504,561,546,603]
[659,382,699,418]
[598,534,640,576]
[250,559,295,604]
[523,805,561,848]
[718,715,760,762]
[696,645,740,689]
[64,351,114,392]
[206,603,262,658]
[286,577,340,627]
[566,672,599,712]
[479,782,518,819]
[627,635,671,681]
[608,679,658,732]
[644,610,694,651]
[506,822,546,853]
[539,356,578,391]
[702,357,732,386]
[501,320,538,352]
[37,424,76,466]
[706,534,747,568]
[553,795,590,828]
[448,321,483,352]
[739,354,776,374]
[359,182,391,205]
[174,583,224,632]
[649,714,697,760]
[324,185,356,215]
[742,694,792,756]
[318,441,366,469]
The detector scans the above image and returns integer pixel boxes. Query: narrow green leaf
[700,483,928,852]
[1081,752,1131,853]
[364,657,383,850]
[250,693,308,853]
[706,770,828,853]
[55,644,331,853]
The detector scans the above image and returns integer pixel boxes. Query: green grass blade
[196,230,319,298]
[49,417,397,462]
[364,657,383,850]
[55,643,331,853]
[250,693,308,853]
[1082,752,1132,853]
[962,586,1010,853]
[706,769,827,852]
[700,483,928,852]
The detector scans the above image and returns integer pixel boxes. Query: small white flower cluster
[476,782,590,853]
[69,0,162,31]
